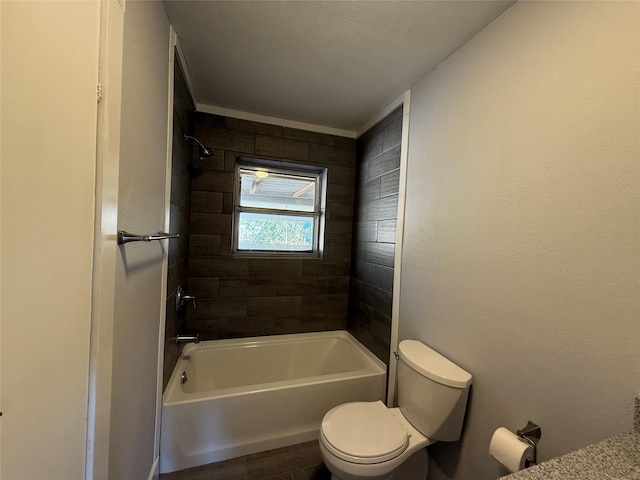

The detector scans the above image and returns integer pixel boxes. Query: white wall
[0,2,100,478]
[400,2,639,479]
[108,1,171,479]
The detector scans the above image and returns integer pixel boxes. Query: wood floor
[159,441,331,480]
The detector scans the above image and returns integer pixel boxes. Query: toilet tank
[397,340,472,442]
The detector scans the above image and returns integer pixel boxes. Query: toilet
[319,339,472,480]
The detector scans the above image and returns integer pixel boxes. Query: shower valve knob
[176,284,197,310]
[183,294,197,309]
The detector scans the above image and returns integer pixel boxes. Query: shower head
[184,134,215,157]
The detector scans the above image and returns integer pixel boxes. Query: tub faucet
[176,333,200,345]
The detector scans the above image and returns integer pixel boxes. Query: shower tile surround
[163,56,194,390]
[165,105,402,381]
[348,106,403,363]
[186,113,356,340]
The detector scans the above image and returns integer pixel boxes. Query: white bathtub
[159,330,387,473]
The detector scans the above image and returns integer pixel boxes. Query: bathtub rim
[163,330,386,406]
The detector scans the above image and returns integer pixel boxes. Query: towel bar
[117,230,179,245]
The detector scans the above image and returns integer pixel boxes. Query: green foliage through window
[238,213,313,251]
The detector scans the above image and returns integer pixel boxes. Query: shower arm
[184,134,215,157]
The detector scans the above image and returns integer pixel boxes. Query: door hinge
[97,82,103,103]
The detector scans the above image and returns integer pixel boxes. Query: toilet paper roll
[489,427,533,473]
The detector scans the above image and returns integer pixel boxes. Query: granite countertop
[499,430,640,480]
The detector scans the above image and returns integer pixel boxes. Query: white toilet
[319,339,472,480]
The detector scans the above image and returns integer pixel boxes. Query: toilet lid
[321,401,408,464]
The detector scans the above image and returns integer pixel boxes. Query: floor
[159,441,332,480]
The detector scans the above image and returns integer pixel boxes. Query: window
[233,158,326,256]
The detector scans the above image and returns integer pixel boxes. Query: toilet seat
[320,401,409,464]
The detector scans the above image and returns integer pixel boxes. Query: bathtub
[159,330,387,473]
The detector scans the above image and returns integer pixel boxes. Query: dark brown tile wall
[163,55,194,390]
[347,106,403,364]
[186,112,356,340]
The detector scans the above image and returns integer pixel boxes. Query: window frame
[232,157,327,257]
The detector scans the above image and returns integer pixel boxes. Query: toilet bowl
[319,340,472,480]
[319,401,433,480]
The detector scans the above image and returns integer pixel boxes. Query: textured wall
[110,1,171,479]
[348,106,403,363]
[400,2,640,479]
[186,113,356,339]
[163,56,194,390]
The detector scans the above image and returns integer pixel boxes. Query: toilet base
[326,448,429,480]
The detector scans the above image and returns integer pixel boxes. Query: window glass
[239,169,317,212]
[234,160,326,255]
[237,212,314,252]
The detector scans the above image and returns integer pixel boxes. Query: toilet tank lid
[398,340,472,388]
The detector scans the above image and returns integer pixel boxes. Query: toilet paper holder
[516,421,542,466]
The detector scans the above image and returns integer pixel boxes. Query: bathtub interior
[179,334,372,394]
[164,330,386,403]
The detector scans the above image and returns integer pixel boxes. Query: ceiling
[163,1,514,134]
